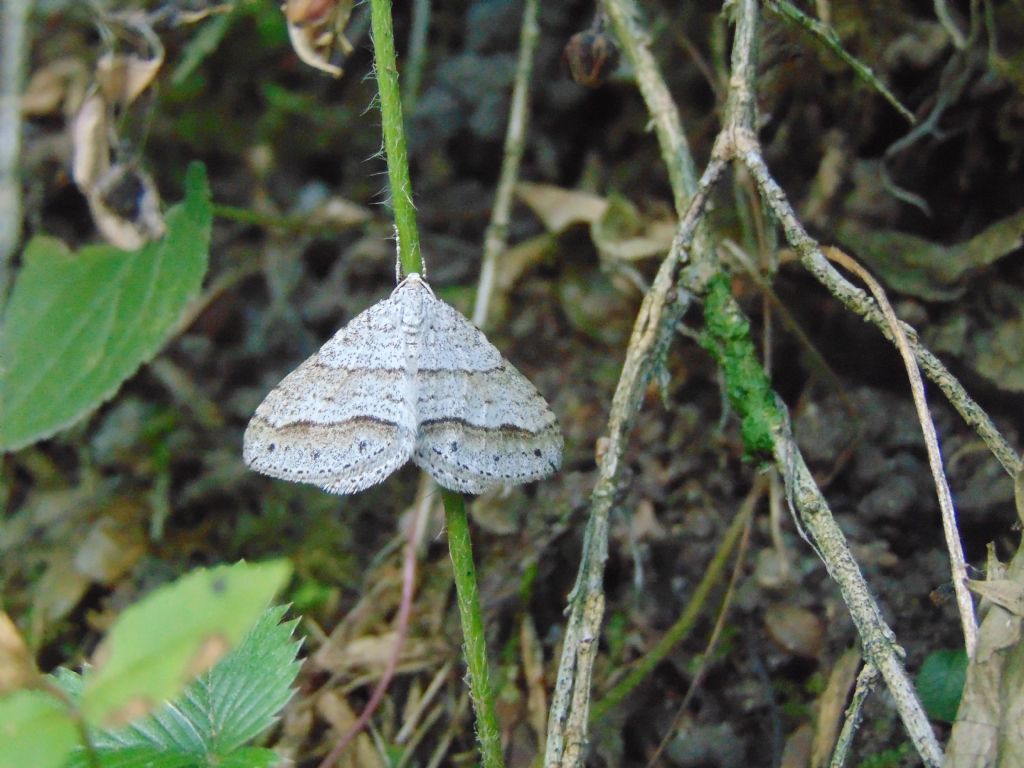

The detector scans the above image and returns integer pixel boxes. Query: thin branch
[829,663,880,768]
[473,0,539,329]
[822,246,977,656]
[764,0,916,124]
[543,157,720,767]
[771,407,943,765]
[933,0,967,49]
[0,0,30,311]
[738,150,1020,477]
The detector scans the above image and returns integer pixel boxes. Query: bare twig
[545,0,980,764]
[0,0,30,310]
[829,662,880,768]
[740,150,1020,477]
[771,410,943,765]
[764,0,916,125]
[822,246,977,656]
[933,0,967,49]
[543,157,719,766]
[473,0,539,329]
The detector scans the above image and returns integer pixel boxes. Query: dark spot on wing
[533,449,542,457]
[268,443,276,453]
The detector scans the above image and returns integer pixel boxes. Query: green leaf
[63,607,299,768]
[0,690,79,768]
[79,746,198,768]
[0,162,212,451]
[917,648,968,723]
[209,748,280,768]
[81,560,292,729]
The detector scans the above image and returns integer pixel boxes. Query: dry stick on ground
[740,151,1019,478]
[822,246,978,656]
[830,662,881,768]
[543,0,713,760]
[473,0,539,329]
[545,0,1021,764]
[0,0,30,309]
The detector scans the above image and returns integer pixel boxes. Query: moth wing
[243,297,416,495]
[412,298,562,493]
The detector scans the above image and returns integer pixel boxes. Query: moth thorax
[399,288,427,332]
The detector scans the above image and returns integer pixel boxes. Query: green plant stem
[441,488,505,768]
[369,0,422,277]
[367,4,501,764]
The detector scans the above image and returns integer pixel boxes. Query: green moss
[700,273,780,460]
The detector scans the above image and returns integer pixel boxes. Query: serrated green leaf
[917,648,968,723]
[0,690,79,768]
[81,560,292,730]
[72,746,198,768]
[96,607,300,755]
[213,747,280,768]
[63,607,298,768]
[0,162,211,451]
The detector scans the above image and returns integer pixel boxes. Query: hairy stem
[442,488,505,768]
[370,0,422,277]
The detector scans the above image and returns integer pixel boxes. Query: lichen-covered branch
[544,0,989,764]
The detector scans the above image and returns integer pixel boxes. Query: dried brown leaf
[21,58,89,117]
[73,514,146,584]
[86,163,167,250]
[71,90,111,190]
[946,544,1024,766]
[96,51,163,108]
[33,556,91,627]
[967,579,1024,617]
[515,182,609,234]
